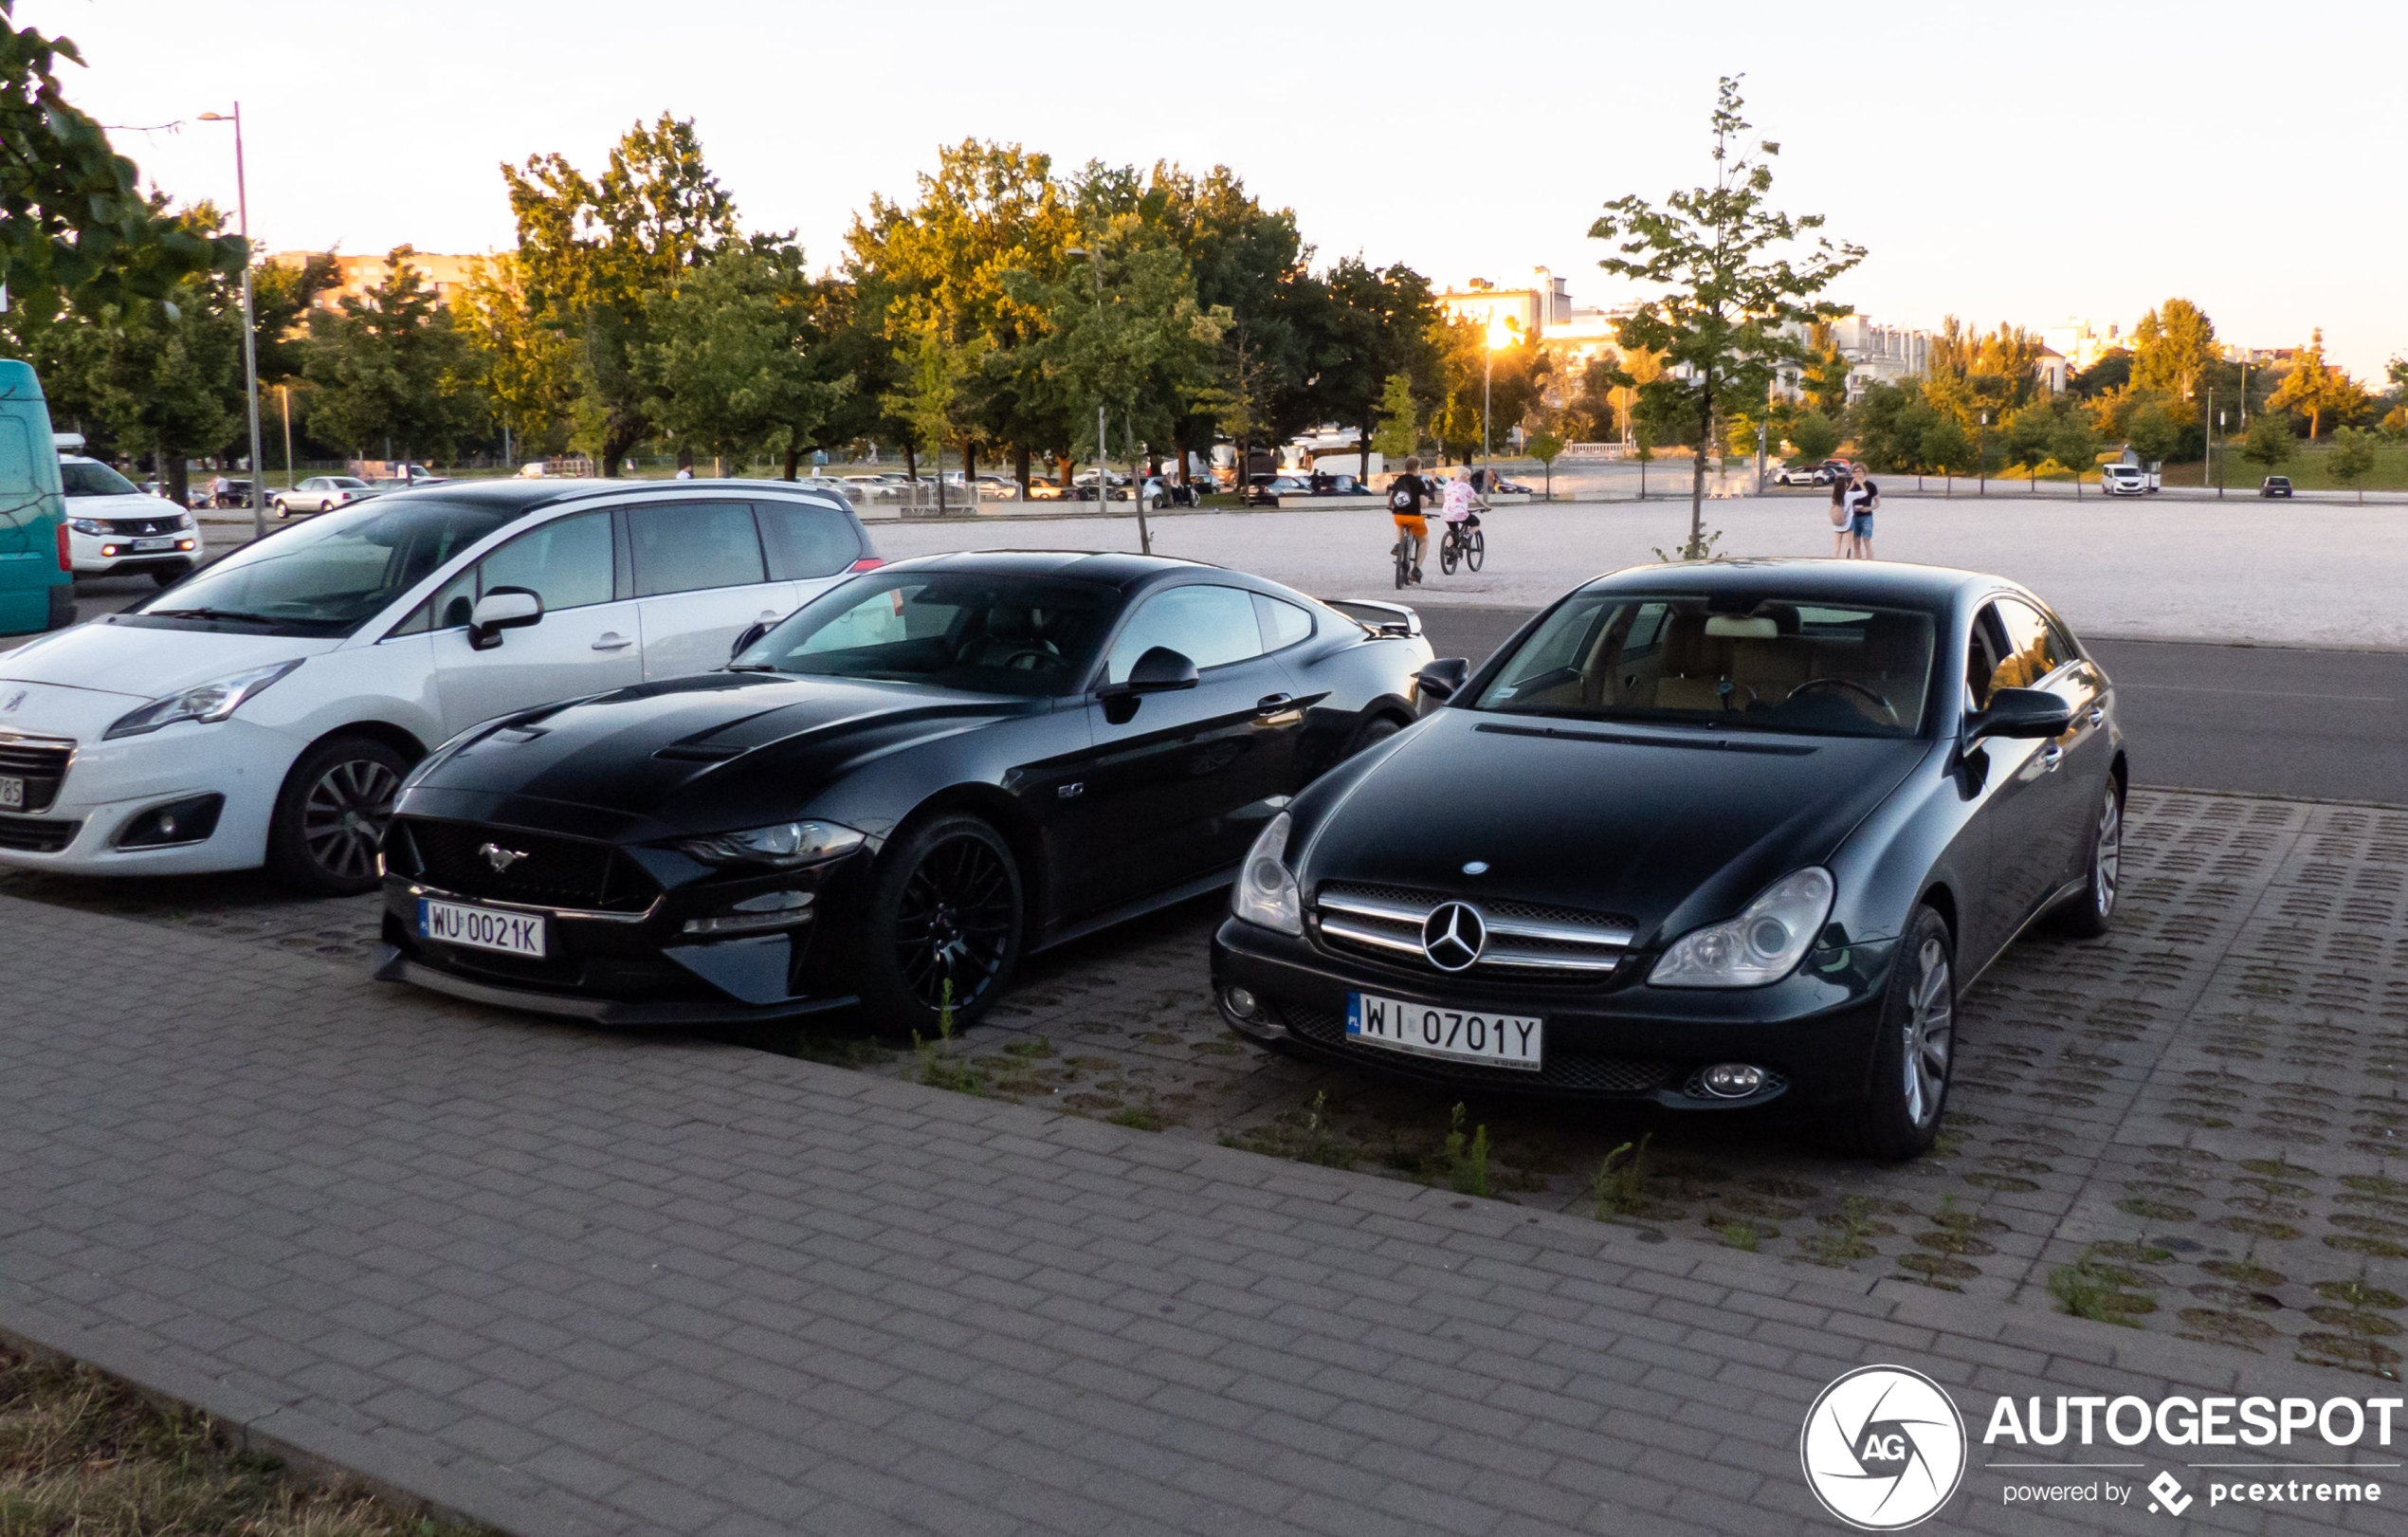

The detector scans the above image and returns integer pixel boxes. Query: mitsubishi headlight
[679,819,866,869]
[1649,868,1835,989]
[102,659,304,740]
[68,518,107,536]
[1231,811,1303,935]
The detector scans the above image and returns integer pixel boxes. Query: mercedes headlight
[1231,811,1303,935]
[1649,868,1834,988]
[679,820,866,869]
[102,659,304,740]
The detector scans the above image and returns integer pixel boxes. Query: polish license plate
[0,777,20,811]
[1346,992,1542,1070]
[132,537,177,552]
[417,898,546,958]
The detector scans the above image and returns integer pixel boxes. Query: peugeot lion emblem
[1420,902,1487,972]
[480,842,529,873]
[1,690,24,713]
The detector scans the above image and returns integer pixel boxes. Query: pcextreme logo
[1800,1365,1969,1529]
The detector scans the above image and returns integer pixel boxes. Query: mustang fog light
[681,888,814,937]
[1222,986,1260,1021]
[114,794,227,849]
[1699,1063,1765,1099]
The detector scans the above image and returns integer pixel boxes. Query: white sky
[26,0,2406,377]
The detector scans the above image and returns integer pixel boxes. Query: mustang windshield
[736,573,1115,697]
[123,496,527,637]
[1472,594,1938,739]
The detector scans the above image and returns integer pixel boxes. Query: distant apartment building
[2042,319,2125,373]
[1433,268,1635,366]
[265,250,485,311]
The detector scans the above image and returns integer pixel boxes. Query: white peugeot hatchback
[0,480,880,892]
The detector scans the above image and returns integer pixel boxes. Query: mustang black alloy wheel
[862,814,1025,1036]
[268,735,408,896]
[1836,904,1955,1160]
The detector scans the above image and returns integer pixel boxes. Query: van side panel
[0,359,74,635]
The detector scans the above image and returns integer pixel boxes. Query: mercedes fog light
[1222,986,1260,1021]
[1700,1063,1766,1099]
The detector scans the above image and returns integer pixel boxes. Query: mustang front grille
[1311,881,1634,978]
[389,817,658,913]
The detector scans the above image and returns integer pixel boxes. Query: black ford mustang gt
[374,551,1434,1033]
[1210,559,2125,1158]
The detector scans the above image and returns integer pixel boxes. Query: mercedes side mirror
[730,620,770,659]
[1415,657,1470,704]
[468,586,543,651]
[1966,686,2072,741]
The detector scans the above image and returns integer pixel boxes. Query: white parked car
[273,476,373,517]
[2099,464,2157,497]
[58,456,204,586]
[0,481,880,892]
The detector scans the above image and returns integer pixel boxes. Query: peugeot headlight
[1231,811,1303,935]
[679,820,866,869]
[102,659,304,740]
[1649,868,1835,989]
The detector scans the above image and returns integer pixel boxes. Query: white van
[0,480,879,892]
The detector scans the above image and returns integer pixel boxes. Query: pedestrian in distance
[1843,464,1880,559]
[1386,456,1432,584]
[1828,470,1852,558]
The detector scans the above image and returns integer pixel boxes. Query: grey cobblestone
[0,884,2391,1533]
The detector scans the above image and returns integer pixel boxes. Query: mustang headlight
[1231,811,1303,935]
[1649,868,1835,989]
[102,659,304,740]
[679,819,865,869]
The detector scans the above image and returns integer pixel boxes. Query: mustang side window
[1104,585,1264,683]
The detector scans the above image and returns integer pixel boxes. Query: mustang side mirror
[468,586,543,651]
[730,620,770,659]
[1099,646,1200,698]
[1415,657,1470,704]
[1966,686,2072,741]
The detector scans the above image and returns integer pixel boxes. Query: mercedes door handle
[2087,705,2105,726]
[592,632,633,651]
[2040,743,2065,771]
[1254,692,1294,714]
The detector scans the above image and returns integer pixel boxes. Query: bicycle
[1437,510,1485,575]
[1392,536,1413,589]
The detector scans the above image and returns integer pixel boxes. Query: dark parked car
[1211,559,2125,1159]
[2260,476,2293,499]
[376,552,1437,1032]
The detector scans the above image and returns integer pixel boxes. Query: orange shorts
[1392,514,1428,538]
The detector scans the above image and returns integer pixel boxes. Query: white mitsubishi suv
[0,479,880,892]
[59,452,204,585]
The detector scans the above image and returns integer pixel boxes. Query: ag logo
[1799,1364,1966,1529]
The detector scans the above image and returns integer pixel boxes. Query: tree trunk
[675,447,694,474]
[1054,452,1073,488]
[161,447,190,511]
[1013,444,1031,501]
[1689,385,1711,558]
[962,437,977,489]
[782,445,799,481]
[903,442,918,485]
[601,419,642,478]
[1358,430,1370,481]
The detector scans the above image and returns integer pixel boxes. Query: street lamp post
[1978,411,1990,496]
[198,107,265,542]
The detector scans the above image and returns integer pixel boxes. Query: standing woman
[1829,467,1854,558]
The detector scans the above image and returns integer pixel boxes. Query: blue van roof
[0,359,46,402]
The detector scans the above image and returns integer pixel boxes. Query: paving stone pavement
[0,863,2398,1533]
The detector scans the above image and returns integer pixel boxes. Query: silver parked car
[273,476,373,517]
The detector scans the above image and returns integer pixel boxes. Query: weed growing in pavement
[1442,1104,1489,1198]
[1222,1090,1354,1168]
[1801,1196,1880,1266]
[1721,1222,1760,1253]
[1106,1103,1163,1131]
[0,1344,492,1535]
[1589,1134,1654,1221]
[2049,1245,2160,1327]
[912,979,987,1096]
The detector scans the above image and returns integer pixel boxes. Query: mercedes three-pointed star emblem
[480,841,529,873]
[1420,901,1487,972]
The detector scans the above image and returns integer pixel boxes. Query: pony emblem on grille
[480,842,529,873]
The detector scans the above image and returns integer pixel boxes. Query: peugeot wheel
[860,814,1025,1039]
[1835,906,1955,1161]
[267,735,409,896]
[2050,778,2123,939]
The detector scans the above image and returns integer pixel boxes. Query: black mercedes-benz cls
[1209,559,2125,1158]
[374,552,1434,1033]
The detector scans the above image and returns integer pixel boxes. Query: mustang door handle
[2040,743,2065,771]
[1255,693,1294,713]
[592,632,633,650]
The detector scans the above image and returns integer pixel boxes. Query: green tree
[1785,409,1839,464]
[877,300,986,491]
[1526,431,1563,499]
[1369,372,1418,461]
[502,115,739,474]
[643,240,850,478]
[1315,256,1439,479]
[0,3,243,305]
[1919,416,1972,476]
[299,247,484,461]
[2049,412,2100,498]
[2120,396,2186,467]
[1590,76,1864,558]
[249,252,342,384]
[2265,329,2368,440]
[2129,299,2217,400]
[2326,425,2377,503]
[455,250,580,459]
[1849,380,1940,474]
[2239,411,2295,471]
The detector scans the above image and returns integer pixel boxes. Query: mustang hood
[411,672,1039,825]
[1296,708,1932,945]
